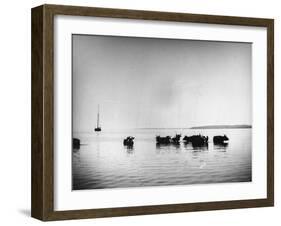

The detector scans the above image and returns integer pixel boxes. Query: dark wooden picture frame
[31,4,274,221]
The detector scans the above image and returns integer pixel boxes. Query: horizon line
[137,124,252,130]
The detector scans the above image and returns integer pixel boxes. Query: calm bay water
[72,128,252,190]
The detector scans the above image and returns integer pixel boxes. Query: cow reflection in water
[192,143,209,151]
[214,143,229,151]
[156,143,181,155]
[156,142,181,149]
[125,145,134,154]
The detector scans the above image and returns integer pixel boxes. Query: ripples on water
[72,129,252,190]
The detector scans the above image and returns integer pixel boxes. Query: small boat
[94,127,101,132]
[123,136,135,146]
[94,105,101,132]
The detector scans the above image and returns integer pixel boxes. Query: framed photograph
[31,4,274,221]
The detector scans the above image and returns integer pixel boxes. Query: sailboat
[94,105,101,132]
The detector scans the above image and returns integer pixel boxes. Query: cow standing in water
[156,134,181,145]
[171,134,181,144]
[183,135,208,147]
[123,136,135,147]
[213,135,229,144]
[156,136,171,144]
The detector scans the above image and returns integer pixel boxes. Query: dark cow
[156,136,171,144]
[183,135,208,147]
[171,134,181,144]
[213,135,229,144]
[73,138,80,149]
[123,136,135,146]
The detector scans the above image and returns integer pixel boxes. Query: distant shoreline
[190,125,252,129]
[136,125,252,130]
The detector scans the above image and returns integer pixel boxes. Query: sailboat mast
[97,104,100,128]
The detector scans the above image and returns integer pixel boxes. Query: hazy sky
[72,35,252,132]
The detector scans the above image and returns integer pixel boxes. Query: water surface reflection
[72,128,251,190]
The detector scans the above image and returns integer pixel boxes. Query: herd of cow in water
[73,134,229,149]
[123,134,229,148]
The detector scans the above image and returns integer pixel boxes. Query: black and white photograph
[72,34,252,190]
